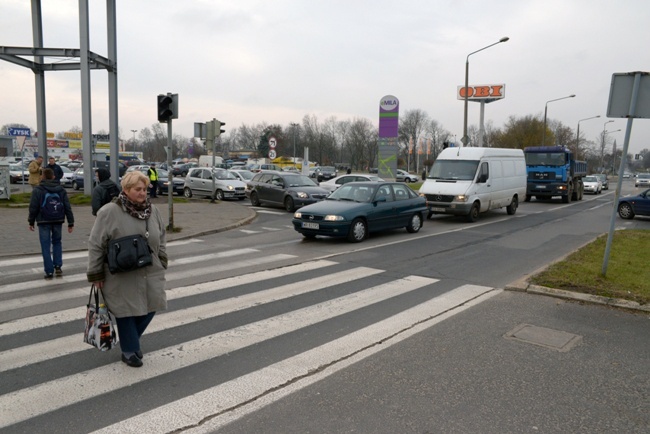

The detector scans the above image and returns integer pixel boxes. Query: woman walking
[87,171,168,367]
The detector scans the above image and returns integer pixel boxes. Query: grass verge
[530,230,650,305]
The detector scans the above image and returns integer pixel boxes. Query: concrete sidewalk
[0,197,256,257]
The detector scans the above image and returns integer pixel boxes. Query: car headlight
[454,195,468,202]
[227,185,234,190]
[324,215,345,221]
[296,191,308,198]
[294,212,302,218]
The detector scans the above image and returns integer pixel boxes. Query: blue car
[618,189,650,219]
[292,181,427,242]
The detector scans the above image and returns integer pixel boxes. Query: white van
[198,155,223,167]
[419,147,526,222]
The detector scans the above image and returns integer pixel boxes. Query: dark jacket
[91,169,121,216]
[46,163,64,181]
[28,180,75,227]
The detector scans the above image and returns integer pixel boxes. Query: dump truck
[524,145,587,203]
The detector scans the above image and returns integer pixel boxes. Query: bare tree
[398,109,429,172]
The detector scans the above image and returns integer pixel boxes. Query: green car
[292,182,427,242]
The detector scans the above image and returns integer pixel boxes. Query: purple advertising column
[378,95,399,180]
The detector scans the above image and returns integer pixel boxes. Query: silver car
[183,167,247,200]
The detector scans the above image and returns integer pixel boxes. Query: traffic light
[157,93,178,123]
[215,120,226,137]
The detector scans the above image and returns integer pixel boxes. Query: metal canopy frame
[0,0,120,194]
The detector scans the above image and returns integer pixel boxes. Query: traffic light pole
[166,119,174,231]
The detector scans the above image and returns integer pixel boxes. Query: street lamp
[130,129,138,153]
[462,36,509,147]
[607,129,622,174]
[575,115,600,159]
[290,122,299,162]
[542,94,575,146]
[599,120,614,171]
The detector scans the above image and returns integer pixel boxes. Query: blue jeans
[38,223,62,275]
[115,312,156,353]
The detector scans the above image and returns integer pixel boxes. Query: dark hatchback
[292,182,427,242]
[618,189,650,220]
[246,171,329,212]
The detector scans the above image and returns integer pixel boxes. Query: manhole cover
[504,323,582,352]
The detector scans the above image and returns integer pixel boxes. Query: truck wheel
[524,195,531,202]
[506,196,518,215]
[466,202,480,222]
[563,185,572,203]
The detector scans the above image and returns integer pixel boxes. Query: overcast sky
[1,0,649,155]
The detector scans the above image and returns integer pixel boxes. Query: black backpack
[41,190,65,221]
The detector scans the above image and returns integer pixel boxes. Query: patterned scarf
[117,191,152,220]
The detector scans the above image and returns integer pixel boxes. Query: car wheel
[215,189,224,201]
[284,197,295,212]
[506,196,518,215]
[466,202,480,222]
[618,202,635,219]
[250,191,261,206]
[405,178,412,183]
[183,187,193,198]
[72,181,79,190]
[406,213,422,233]
[347,218,367,242]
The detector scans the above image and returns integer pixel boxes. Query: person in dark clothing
[91,168,121,216]
[46,156,64,182]
[28,168,75,279]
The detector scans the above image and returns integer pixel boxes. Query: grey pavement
[0,197,256,257]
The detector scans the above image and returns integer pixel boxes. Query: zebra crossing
[0,245,499,433]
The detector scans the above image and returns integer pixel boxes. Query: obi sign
[457,84,505,101]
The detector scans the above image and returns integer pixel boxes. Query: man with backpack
[91,168,121,216]
[28,168,75,279]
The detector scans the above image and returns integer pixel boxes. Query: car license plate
[302,222,319,229]
[536,185,546,189]
[430,207,445,212]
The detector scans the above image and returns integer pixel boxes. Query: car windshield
[584,176,598,182]
[283,174,317,187]
[213,170,237,180]
[429,160,479,181]
[319,166,335,172]
[9,164,24,170]
[329,184,376,202]
[639,174,650,179]
[232,170,254,180]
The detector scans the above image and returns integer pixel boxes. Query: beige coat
[87,202,168,317]
[28,159,42,186]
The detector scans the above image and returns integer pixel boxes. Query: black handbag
[106,220,153,274]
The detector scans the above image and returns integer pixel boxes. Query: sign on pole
[378,95,399,180]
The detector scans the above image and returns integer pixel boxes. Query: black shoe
[135,350,143,359]
[122,353,143,368]
[54,267,62,277]
[44,273,53,279]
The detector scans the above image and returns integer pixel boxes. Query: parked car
[594,173,609,190]
[319,174,384,193]
[158,168,184,196]
[95,160,127,177]
[172,162,198,177]
[228,169,256,183]
[617,189,650,219]
[292,182,427,242]
[246,171,329,212]
[183,167,246,200]
[635,173,650,188]
[8,163,28,183]
[71,167,97,190]
[60,166,74,187]
[582,175,602,194]
[396,169,419,183]
[312,166,337,182]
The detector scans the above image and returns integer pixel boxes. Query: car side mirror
[374,196,387,203]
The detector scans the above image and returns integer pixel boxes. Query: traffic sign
[269,137,277,149]
[268,149,277,159]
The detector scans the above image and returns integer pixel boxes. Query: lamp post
[542,94,575,146]
[290,123,299,163]
[462,36,509,147]
[130,129,138,154]
[607,129,621,174]
[600,120,614,171]
[575,115,600,159]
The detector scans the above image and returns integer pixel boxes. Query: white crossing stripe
[0,262,373,372]
[0,251,89,267]
[238,229,262,234]
[0,254,296,312]
[0,260,336,337]
[170,248,258,265]
[0,275,438,428]
[97,285,499,434]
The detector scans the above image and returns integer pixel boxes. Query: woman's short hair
[121,171,149,191]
